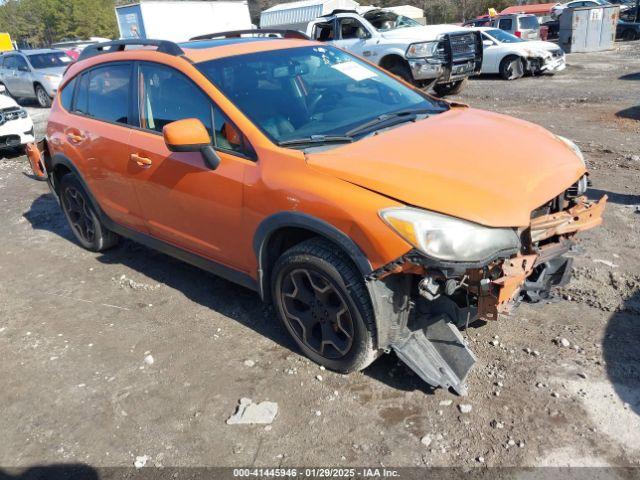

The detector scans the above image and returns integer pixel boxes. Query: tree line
[0,0,122,46]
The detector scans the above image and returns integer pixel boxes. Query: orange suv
[30,34,606,394]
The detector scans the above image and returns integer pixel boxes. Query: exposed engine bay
[367,180,607,395]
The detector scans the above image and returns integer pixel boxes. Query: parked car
[551,0,622,18]
[474,27,565,79]
[541,19,561,39]
[490,13,541,39]
[29,35,606,395]
[616,19,640,39]
[620,5,639,20]
[306,9,483,96]
[0,49,73,107]
[0,85,34,153]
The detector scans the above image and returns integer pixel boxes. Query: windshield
[485,28,525,43]
[363,10,421,31]
[27,51,72,69]
[196,46,447,144]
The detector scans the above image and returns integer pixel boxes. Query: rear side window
[498,18,513,30]
[518,16,540,29]
[87,64,130,124]
[59,77,76,111]
[72,64,130,123]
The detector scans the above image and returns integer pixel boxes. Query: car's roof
[179,37,314,63]
[21,48,62,55]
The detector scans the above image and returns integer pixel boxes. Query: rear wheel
[59,174,118,251]
[35,84,51,108]
[500,55,524,80]
[272,238,378,373]
[432,78,468,96]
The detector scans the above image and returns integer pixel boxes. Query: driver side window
[138,63,253,158]
[338,18,369,39]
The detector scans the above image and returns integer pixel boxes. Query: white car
[473,27,566,80]
[0,85,35,152]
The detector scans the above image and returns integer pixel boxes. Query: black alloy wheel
[279,267,355,359]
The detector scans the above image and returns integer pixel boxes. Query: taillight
[514,31,522,37]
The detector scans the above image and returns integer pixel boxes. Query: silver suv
[0,49,73,107]
[491,14,541,40]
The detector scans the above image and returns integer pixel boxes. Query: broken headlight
[556,135,585,167]
[380,207,520,262]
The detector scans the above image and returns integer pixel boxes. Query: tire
[272,238,378,373]
[623,29,636,41]
[387,61,414,84]
[59,174,118,252]
[35,84,51,108]
[499,55,524,80]
[432,78,468,97]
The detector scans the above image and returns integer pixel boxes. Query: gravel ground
[0,41,639,471]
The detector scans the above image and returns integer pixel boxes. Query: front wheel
[432,78,468,96]
[59,174,119,251]
[35,84,51,108]
[272,238,378,373]
[387,62,414,84]
[500,55,524,80]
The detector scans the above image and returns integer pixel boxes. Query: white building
[260,0,360,30]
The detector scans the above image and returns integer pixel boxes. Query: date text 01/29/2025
[232,468,401,478]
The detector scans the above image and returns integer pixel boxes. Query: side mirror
[163,118,221,170]
[18,65,29,72]
[482,39,495,47]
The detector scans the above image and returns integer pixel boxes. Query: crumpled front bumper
[471,195,607,321]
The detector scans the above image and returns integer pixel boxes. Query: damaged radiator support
[367,194,607,395]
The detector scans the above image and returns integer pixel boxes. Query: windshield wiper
[277,135,354,147]
[346,108,433,137]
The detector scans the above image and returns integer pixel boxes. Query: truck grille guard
[441,31,483,75]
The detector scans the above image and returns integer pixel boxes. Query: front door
[126,62,255,271]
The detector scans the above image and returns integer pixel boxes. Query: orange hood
[306,108,586,228]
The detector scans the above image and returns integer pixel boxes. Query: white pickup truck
[306,9,483,96]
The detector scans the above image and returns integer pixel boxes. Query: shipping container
[116,1,253,43]
[260,0,359,30]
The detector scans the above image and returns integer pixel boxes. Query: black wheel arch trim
[253,212,373,302]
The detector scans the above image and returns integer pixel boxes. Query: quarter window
[59,77,76,111]
[139,63,250,156]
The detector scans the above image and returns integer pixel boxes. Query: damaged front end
[524,47,566,75]
[367,185,606,395]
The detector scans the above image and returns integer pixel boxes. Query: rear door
[126,61,254,270]
[2,55,24,96]
[67,62,146,232]
[497,17,514,34]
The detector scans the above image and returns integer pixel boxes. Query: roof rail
[190,29,310,41]
[77,39,184,62]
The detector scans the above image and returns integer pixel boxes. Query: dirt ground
[1,41,639,472]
